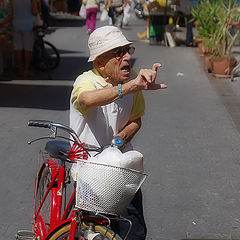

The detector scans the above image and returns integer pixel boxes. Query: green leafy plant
[191,0,220,42]
[192,0,240,57]
[208,0,240,57]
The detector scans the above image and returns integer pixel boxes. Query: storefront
[49,0,68,12]
[49,0,82,14]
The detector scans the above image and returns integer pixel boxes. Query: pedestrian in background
[103,0,113,25]
[108,0,126,28]
[122,0,131,26]
[184,0,198,47]
[83,0,99,34]
[11,0,39,78]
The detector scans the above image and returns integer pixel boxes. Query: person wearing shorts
[11,0,38,78]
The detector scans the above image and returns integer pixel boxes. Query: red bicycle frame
[26,121,118,240]
[33,158,76,240]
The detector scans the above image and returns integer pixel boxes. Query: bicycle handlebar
[28,120,52,128]
[28,120,125,150]
[28,120,82,146]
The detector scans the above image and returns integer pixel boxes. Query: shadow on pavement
[49,18,86,27]
[29,56,135,81]
[0,52,137,110]
[47,55,92,80]
[0,83,72,110]
[3,56,92,81]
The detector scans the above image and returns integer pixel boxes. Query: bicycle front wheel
[33,40,60,72]
[46,221,122,240]
[34,161,52,231]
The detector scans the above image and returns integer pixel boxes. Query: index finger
[152,63,162,72]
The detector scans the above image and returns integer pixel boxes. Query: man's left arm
[117,89,145,142]
[117,118,142,143]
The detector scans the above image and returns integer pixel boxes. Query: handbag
[108,7,114,17]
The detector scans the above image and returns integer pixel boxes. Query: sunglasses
[108,46,135,58]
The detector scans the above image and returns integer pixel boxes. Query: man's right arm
[78,63,167,108]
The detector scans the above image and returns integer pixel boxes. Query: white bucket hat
[88,26,133,62]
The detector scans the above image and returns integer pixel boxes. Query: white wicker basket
[75,160,146,215]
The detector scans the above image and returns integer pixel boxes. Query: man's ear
[93,57,101,68]
[94,56,105,70]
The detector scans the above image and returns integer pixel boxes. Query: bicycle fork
[49,164,65,231]
[69,211,105,240]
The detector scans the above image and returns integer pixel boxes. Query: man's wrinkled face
[96,45,135,85]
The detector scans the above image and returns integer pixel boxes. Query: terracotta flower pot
[204,54,212,73]
[198,42,204,56]
[211,56,237,78]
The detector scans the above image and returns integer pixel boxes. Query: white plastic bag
[71,146,144,181]
[122,150,144,172]
[92,146,144,172]
[79,4,86,19]
[100,8,108,22]
[34,13,43,26]
[123,4,131,26]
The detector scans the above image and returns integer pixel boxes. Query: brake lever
[28,136,55,144]
[28,124,57,144]
[50,125,57,138]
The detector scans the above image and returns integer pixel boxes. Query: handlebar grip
[28,120,52,129]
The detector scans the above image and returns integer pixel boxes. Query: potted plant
[192,0,240,77]
[207,0,240,77]
[191,0,220,56]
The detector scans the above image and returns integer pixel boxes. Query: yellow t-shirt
[71,69,145,121]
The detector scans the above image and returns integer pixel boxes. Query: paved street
[2,13,240,240]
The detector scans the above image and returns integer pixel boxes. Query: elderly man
[70,25,167,239]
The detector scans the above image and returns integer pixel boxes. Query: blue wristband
[118,84,123,99]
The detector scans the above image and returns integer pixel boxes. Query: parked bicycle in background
[32,26,60,80]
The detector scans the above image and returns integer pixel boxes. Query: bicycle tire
[33,40,60,72]
[34,162,52,231]
[46,221,122,240]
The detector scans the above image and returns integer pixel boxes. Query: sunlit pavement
[2,12,240,240]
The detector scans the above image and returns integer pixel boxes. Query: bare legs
[24,50,34,77]
[15,50,35,78]
[15,50,23,76]
[13,31,35,78]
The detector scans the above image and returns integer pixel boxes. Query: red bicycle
[15,120,146,240]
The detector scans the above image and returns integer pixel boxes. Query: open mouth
[121,65,130,72]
